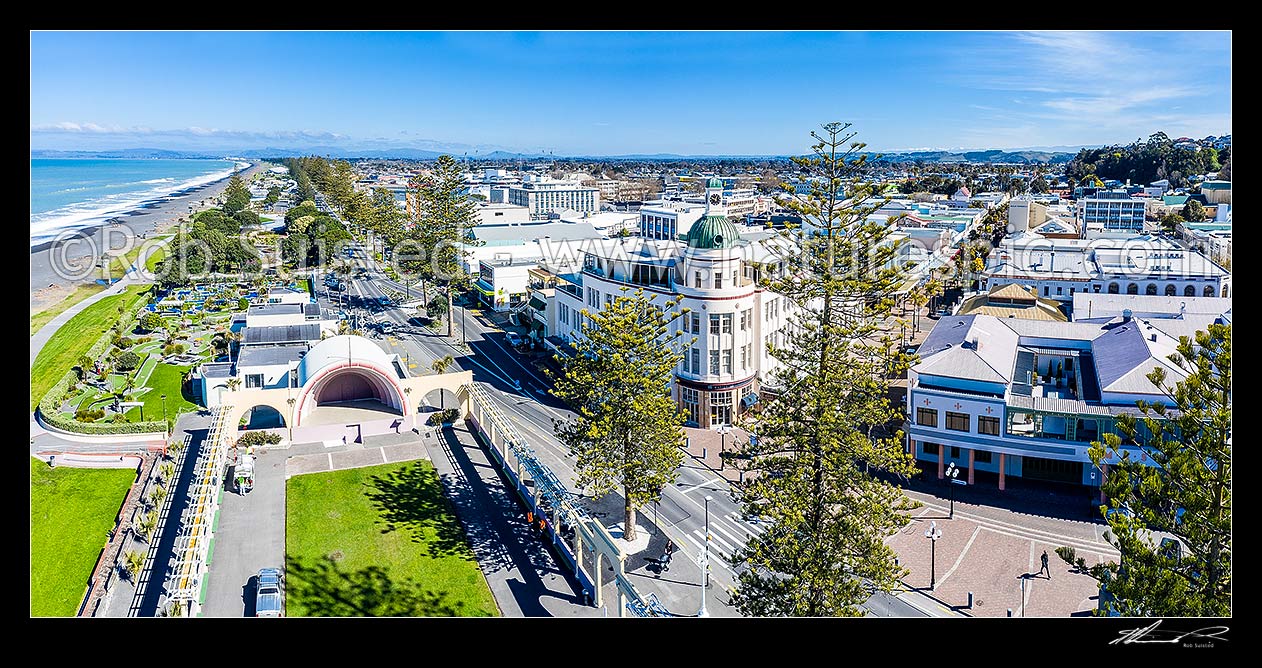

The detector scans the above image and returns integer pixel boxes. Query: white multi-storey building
[1076,190,1147,232]
[508,175,601,218]
[638,201,707,241]
[553,178,795,427]
[981,232,1231,302]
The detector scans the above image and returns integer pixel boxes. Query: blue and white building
[906,311,1220,490]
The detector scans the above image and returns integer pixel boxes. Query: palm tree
[159,462,175,483]
[430,355,455,411]
[149,484,167,509]
[226,377,241,392]
[76,354,94,381]
[137,510,157,542]
[122,550,145,581]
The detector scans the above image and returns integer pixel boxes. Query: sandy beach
[29,161,267,312]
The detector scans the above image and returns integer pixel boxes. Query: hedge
[36,297,169,436]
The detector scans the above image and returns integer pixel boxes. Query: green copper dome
[707,177,725,189]
[686,214,741,250]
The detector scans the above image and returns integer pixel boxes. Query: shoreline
[30,161,266,312]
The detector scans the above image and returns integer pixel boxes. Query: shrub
[139,312,164,332]
[236,431,282,449]
[426,408,460,426]
[112,335,134,349]
[74,408,106,422]
[114,350,141,371]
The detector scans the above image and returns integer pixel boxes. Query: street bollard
[702,447,707,460]
[968,592,974,608]
[1006,608,1013,617]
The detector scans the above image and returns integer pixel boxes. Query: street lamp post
[698,495,713,617]
[716,424,731,471]
[161,394,168,437]
[924,520,942,590]
[946,461,965,518]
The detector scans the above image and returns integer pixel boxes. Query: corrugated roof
[243,323,321,345]
[914,315,1019,384]
[238,343,308,368]
[961,303,1068,322]
[1090,320,1188,394]
[989,283,1037,300]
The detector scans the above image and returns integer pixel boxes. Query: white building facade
[508,176,601,219]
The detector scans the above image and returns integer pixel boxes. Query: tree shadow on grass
[286,555,476,617]
[364,461,472,559]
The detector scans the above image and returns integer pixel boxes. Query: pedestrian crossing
[676,511,767,576]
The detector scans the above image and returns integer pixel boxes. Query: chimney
[971,337,980,351]
[1122,308,1133,322]
[1150,333,1158,342]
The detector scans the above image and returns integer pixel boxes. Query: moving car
[255,568,284,617]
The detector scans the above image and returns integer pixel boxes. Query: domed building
[549,177,797,427]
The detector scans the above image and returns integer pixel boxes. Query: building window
[709,350,720,374]
[245,374,264,389]
[710,390,732,425]
[740,345,747,370]
[681,386,700,424]
[733,270,739,285]
[945,411,970,432]
[721,314,732,334]
[722,349,732,374]
[1203,285,1215,297]
[1043,286,1049,296]
[916,407,938,427]
[1184,285,1196,297]
[710,314,721,335]
[978,416,1000,435]
[1056,286,1063,295]
[690,347,700,374]
[950,446,961,459]
[559,303,569,326]
[691,312,700,334]
[715,273,723,289]
[1126,283,1138,295]
[695,271,703,288]
[1108,282,1119,294]
[974,450,993,464]
[1145,283,1158,296]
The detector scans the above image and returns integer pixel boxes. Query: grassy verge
[285,460,497,617]
[30,457,136,617]
[31,285,149,411]
[30,284,108,335]
[125,363,196,422]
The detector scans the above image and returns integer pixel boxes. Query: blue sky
[30,31,1231,156]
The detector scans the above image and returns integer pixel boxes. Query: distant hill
[31,148,220,159]
[872,149,1075,164]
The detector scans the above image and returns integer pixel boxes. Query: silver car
[255,568,284,617]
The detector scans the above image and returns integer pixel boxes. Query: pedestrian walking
[1040,550,1051,578]
[662,539,675,571]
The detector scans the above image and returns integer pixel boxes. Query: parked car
[255,568,284,617]
[505,332,523,348]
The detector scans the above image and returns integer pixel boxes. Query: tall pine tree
[407,155,482,335]
[1066,323,1231,616]
[731,122,920,616]
[550,288,688,543]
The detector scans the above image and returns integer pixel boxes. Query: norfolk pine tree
[730,122,920,616]
[550,288,689,543]
[1063,323,1231,616]
[407,156,482,335]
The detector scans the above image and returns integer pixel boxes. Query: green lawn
[31,285,150,411]
[143,245,166,273]
[30,283,108,335]
[30,457,136,617]
[125,363,196,422]
[285,460,498,617]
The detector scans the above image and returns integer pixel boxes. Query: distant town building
[1076,190,1146,232]
[508,175,600,219]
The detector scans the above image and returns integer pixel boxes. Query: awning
[529,296,548,312]
[473,282,495,297]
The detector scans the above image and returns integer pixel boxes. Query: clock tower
[704,177,726,216]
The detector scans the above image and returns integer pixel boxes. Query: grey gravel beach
[29,161,265,312]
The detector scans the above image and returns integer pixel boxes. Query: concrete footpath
[426,422,597,617]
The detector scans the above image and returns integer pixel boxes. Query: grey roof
[237,343,308,368]
[1007,393,1178,418]
[303,302,323,317]
[1089,320,1188,394]
[248,303,304,316]
[1145,314,1221,342]
[201,362,234,378]
[243,323,321,345]
[1001,318,1104,341]
[1071,293,1231,319]
[914,315,1019,384]
[267,287,304,295]
[473,222,603,244]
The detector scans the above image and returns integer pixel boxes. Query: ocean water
[29,158,245,247]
